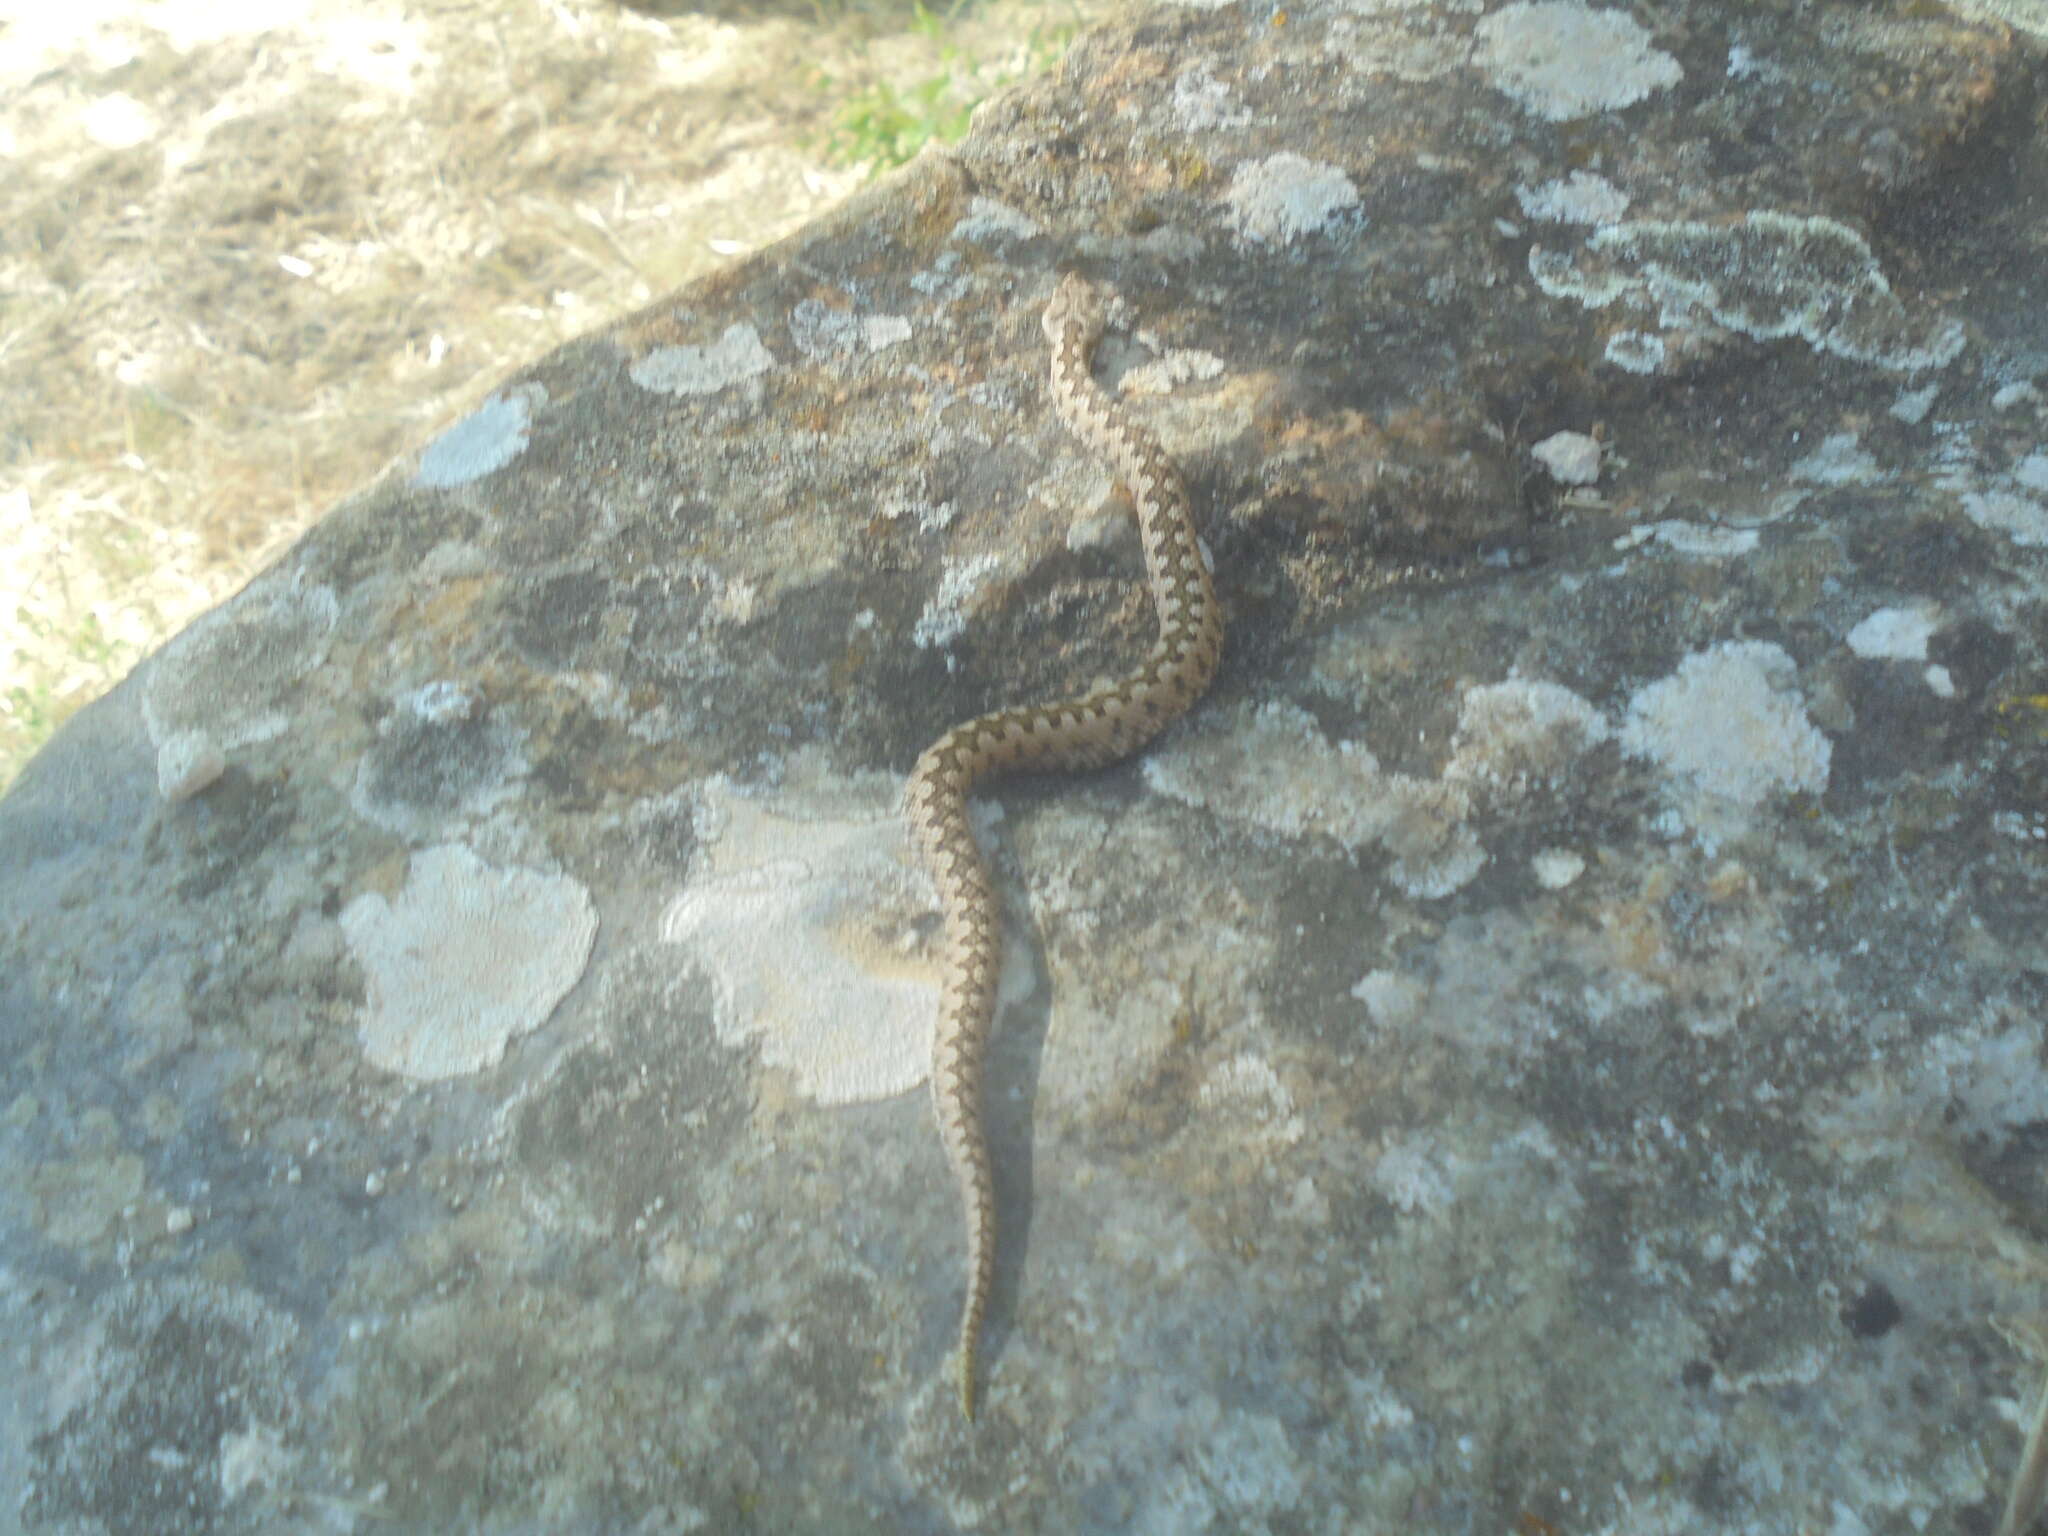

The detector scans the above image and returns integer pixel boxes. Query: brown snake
[904,274,1225,1420]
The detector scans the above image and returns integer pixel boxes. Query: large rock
[5,1,2047,1530]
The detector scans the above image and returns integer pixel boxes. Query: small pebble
[157,729,226,802]
[1531,848,1585,889]
[1532,430,1602,486]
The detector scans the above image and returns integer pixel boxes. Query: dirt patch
[0,0,1097,790]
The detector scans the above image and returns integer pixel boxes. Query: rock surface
[5,0,2048,1531]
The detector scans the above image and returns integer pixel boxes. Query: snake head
[1042,273,1109,349]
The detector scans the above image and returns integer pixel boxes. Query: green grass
[0,609,141,796]
[827,71,978,170]
[816,0,1077,174]
[2,673,67,796]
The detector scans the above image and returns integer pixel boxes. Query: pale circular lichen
[1621,641,1831,849]
[1225,153,1362,247]
[661,769,937,1106]
[1474,2,1682,121]
[340,843,598,1081]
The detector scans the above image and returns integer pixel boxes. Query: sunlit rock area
[4,0,2048,1531]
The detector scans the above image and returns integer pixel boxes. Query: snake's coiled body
[905,275,1225,1420]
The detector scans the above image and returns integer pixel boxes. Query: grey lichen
[340,842,598,1080]
[1531,210,1967,371]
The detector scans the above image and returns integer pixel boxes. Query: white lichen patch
[1443,678,1611,799]
[1531,430,1602,485]
[1531,847,1586,888]
[1351,968,1429,1029]
[1961,488,2048,544]
[1172,66,1252,132]
[1333,0,1468,12]
[1811,1012,2048,1183]
[630,322,776,396]
[414,386,544,488]
[1153,680,1613,899]
[1371,1132,1460,1215]
[1643,520,1759,558]
[1621,641,1830,844]
[661,767,937,1106]
[1473,2,1681,121]
[1890,382,1941,423]
[1604,329,1666,372]
[912,551,1004,650]
[1515,170,1631,225]
[1120,344,1228,397]
[1326,0,1475,83]
[340,843,598,1081]
[1847,604,1939,662]
[1958,452,2048,545]
[1531,212,1966,372]
[1198,1052,1306,1146]
[788,298,911,359]
[1380,781,1486,898]
[1790,431,1882,486]
[948,196,1042,245]
[1225,153,1362,247]
[1143,698,1486,899]
[143,575,339,751]
[218,1421,296,1502]
[1145,699,1382,842]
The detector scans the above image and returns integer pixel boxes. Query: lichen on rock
[340,842,598,1081]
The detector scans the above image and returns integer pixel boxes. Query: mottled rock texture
[5,1,2048,1532]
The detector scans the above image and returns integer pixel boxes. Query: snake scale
[905,274,1225,1421]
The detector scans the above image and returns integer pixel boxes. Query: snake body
[905,274,1225,1420]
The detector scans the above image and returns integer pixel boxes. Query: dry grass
[0,0,1096,791]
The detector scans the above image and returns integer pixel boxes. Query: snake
[904,273,1226,1421]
